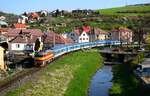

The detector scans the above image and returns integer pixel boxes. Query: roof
[0,28,8,33]
[94,28,108,35]
[13,24,27,29]
[6,29,43,37]
[112,27,133,33]
[30,12,39,18]
[74,26,91,36]
[43,31,74,44]
[10,35,39,43]
[0,21,8,26]
[82,26,91,33]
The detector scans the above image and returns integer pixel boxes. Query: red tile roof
[43,31,74,44]
[31,12,39,18]
[82,26,91,33]
[6,29,43,37]
[0,28,8,34]
[94,28,108,35]
[10,35,39,43]
[8,29,43,43]
[13,24,27,29]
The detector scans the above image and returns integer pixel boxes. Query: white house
[6,29,43,52]
[78,31,89,43]
[40,10,48,16]
[0,16,6,21]
[18,15,28,24]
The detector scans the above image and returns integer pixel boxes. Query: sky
[0,0,150,14]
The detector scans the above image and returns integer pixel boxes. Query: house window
[71,34,74,36]
[86,38,88,40]
[80,38,82,40]
[83,38,85,40]
[83,34,85,36]
[16,44,20,48]
[97,35,99,38]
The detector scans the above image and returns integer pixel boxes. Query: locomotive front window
[35,54,43,57]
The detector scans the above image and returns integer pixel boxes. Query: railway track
[0,68,40,96]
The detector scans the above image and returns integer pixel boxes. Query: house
[43,31,74,49]
[12,23,27,29]
[78,31,89,43]
[0,16,6,21]
[6,29,43,52]
[68,26,92,43]
[0,21,8,28]
[40,10,48,17]
[94,28,110,40]
[18,15,28,24]
[67,28,80,43]
[28,12,40,23]
[111,27,133,43]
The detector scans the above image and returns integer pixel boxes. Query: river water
[89,66,113,96]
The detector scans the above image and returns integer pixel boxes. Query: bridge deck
[99,50,137,55]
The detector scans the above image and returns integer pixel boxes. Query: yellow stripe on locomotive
[34,51,54,67]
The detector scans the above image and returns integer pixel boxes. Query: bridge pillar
[105,53,112,62]
[118,54,125,63]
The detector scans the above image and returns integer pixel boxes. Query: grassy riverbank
[6,50,103,96]
[109,64,150,96]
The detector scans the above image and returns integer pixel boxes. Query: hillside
[99,4,150,16]
[0,11,18,24]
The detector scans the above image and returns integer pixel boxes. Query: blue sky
[0,0,150,14]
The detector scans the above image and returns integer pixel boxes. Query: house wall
[111,31,133,42]
[78,32,89,43]
[0,47,5,70]
[120,31,132,42]
[10,43,34,51]
[97,34,107,40]
[111,31,119,41]
[68,32,78,43]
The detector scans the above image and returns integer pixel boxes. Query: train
[34,40,121,67]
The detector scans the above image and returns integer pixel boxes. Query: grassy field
[99,5,150,16]
[6,50,103,96]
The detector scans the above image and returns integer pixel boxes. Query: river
[89,66,113,96]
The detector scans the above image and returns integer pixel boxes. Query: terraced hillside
[99,4,150,16]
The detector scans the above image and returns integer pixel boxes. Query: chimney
[25,36,28,42]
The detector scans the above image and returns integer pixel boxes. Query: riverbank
[109,64,150,96]
[6,50,103,96]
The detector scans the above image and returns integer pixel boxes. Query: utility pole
[53,27,56,47]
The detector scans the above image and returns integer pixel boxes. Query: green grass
[109,64,150,96]
[6,50,103,96]
[99,5,150,16]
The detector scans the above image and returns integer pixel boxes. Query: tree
[34,38,41,51]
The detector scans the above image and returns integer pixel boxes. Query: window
[80,38,82,40]
[16,44,20,48]
[83,38,85,40]
[83,34,85,36]
[97,35,99,38]
[86,38,88,40]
